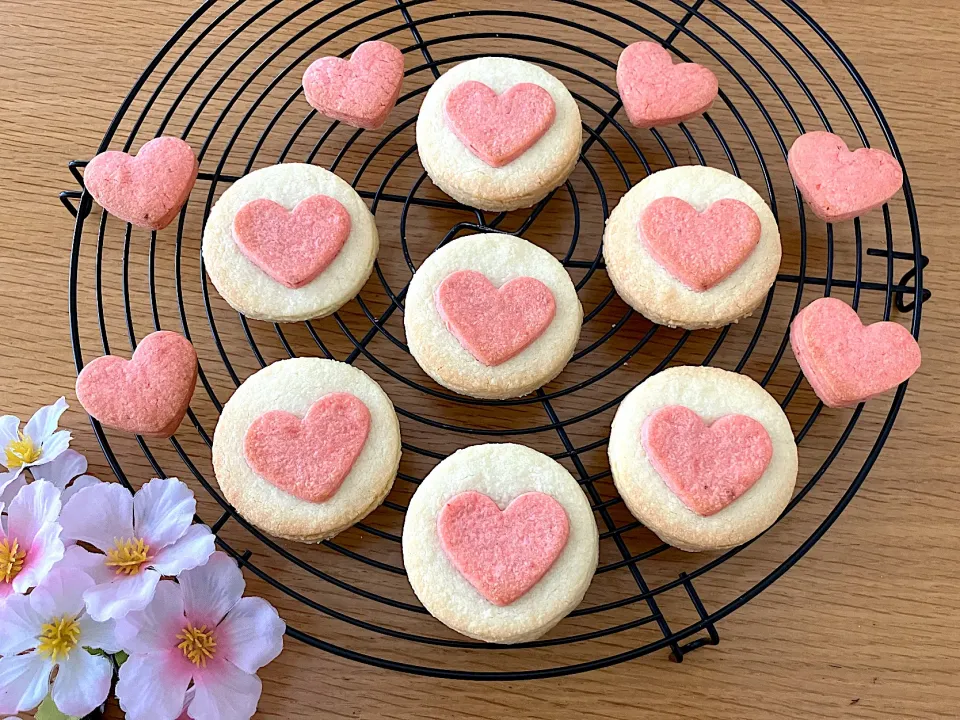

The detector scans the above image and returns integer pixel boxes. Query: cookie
[85,136,198,230]
[790,297,921,408]
[402,443,598,643]
[404,233,582,399]
[787,131,903,222]
[75,331,197,438]
[416,57,582,211]
[202,163,378,322]
[302,40,405,130]
[212,358,401,542]
[603,165,781,329]
[616,42,718,128]
[608,366,798,551]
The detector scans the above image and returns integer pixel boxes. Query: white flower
[0,567,118,716]
[0,469,26,508]
[59,478,215,622]
[0,481,65,603]
[0,399,71,473]
[31,449,102,506]
[115,552,285,720]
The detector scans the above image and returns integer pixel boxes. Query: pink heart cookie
[641,405,773,516]
[787,131,903,222]
[75,331,198,438]
[243,392,370,503]
[84,137,199,230]
[639,196,761,291]
[435,270,556,366]
[232,194,352,289]
[443,81,557,167]
[790,297,921,408]
[302,41,404,130]
[616,42,718,129]
[437,491,569,606]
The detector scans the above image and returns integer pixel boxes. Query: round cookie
[416,57,583,211]
[603,165,781,329]
[404,233,582,399]
[403,443,598,643]
[212,357,401,542]
[202,163,378,322]
[608,366,798,552]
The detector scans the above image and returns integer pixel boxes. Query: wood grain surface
[1,1,958,718]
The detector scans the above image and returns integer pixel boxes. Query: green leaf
[114,649,129,667]
[36,694,80,720]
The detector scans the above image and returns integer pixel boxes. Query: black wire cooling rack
[61,0,929,680]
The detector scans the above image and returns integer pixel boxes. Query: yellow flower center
[105,537,151,575]
[4,431,41,469]
[177,623,217,667]
[0,537,26,584]
[37,615,82,662]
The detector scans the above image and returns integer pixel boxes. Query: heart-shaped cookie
[302,40,404,130]
[84,137,199,230]
[641,405,773,516]
[232,194,351,289]
[443,81,557,167]
[790,297,921,408]
[75,331,198,438]
[639,196,761,291]
[616,42,718,128]
[788,131,903,222]
[437,491,569,606]
[243,393,370,503]
[435,270,556,366]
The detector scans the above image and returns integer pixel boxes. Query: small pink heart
[790,297,921,408]
[443,81,557,167]
[642,405,773,516]
[232,194,352,289]
[437,491,569,606]
[85,137,199,230]
[639,197,761,291]
[435,270,556,366]
[788,131,903,222]
[243,393,370,503]
[75,331,198,438]
[616,42,718,128]
[302,41,404,130]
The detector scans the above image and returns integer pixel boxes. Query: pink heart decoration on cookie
[75,331,198,438]
[232,194,352,289]
[443,81,557,167]
[244,393,371,503]
[84,137,199,230]
[642,405,773,516]
[790,297,921,408]
[302,40,404,130]
[437,491,569,606]
[616,42,718,128]
[639,197,761,291]
[435,270,556,366]
[787,131,903,222]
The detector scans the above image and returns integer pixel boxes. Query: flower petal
[83,568,160,622]
[24,398,68,445]
[0,593,43,655]
[59,544,114,585]
[60,475,102,507]
[134,477,196,551]
[0,652,53,715]
[33,430,71,468]
[114,579,185,655]
[150,524,215,577]
[60,482,134,551]
[217,597,285,673]
[12,520,64,594]
[7,480,61,547]
[0,469,25,507]
[31,449,86,490]
[29,568,94,621]
[0,416,21,457]
[189,658,262,720]
[179,552,244,629]
[117,650,193,720]
[51,648,112,717]
[78,613,120,654]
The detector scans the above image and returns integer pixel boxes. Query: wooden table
[2,0,958,717]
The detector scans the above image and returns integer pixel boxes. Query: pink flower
[59,478,215,622]
[0,481,65,603]
[115,552,285,720]
[0,567,118,716]
[31,449,101,505]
